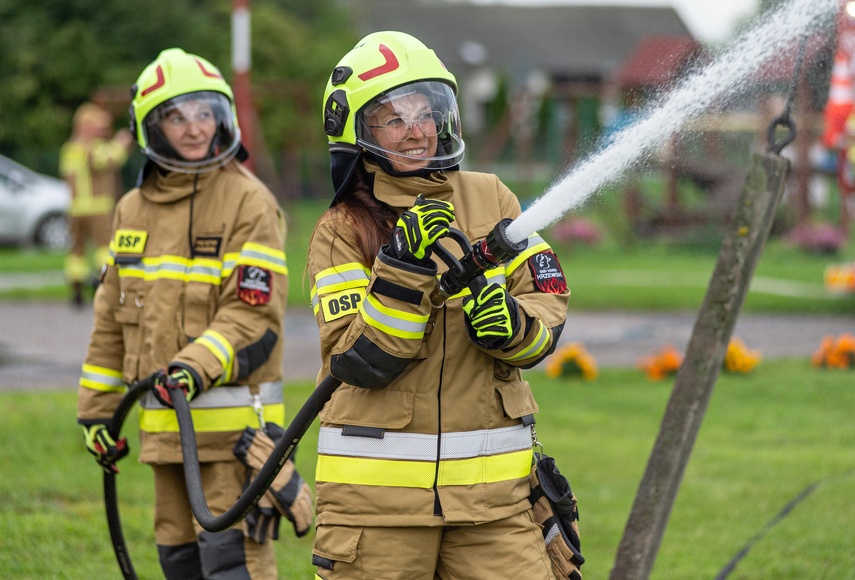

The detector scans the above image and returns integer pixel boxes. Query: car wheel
[34,213,70,251]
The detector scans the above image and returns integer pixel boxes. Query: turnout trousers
[312,509,555,580]
[152,462,277,580]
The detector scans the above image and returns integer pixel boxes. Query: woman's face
[158,100,217,161]
[366,93,438,173]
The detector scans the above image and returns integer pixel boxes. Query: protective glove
[462,282,521,350]
[152,367,199,408]
[82,422,129,474]
[234,423,314,542]
[390,194,454,262]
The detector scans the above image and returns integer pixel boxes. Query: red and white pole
[232,0,255,171]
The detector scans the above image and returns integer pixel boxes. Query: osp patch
[528,251,567,294]
[237,266,272,305]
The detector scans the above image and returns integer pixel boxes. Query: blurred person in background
[60,101,134,308]
[76,48,311,580]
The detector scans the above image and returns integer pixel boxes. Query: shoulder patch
[320,288,366,322]
[237,266,272,305]
[527,251,567,294]
[113,229,148,254]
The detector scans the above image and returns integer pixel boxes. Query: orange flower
[812,333,855,369]
[545,343,598,380]
[638,345,683,381]
[722,337,761,374]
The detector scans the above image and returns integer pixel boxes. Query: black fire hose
[102,220,526,576]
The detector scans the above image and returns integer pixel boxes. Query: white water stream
[506,0,839,244]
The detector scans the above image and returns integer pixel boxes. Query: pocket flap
[495,380,539,419]
[313,525,362,564]
[321,387,415,429]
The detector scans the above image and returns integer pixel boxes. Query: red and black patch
[527,251,567,294]
[237,266,272,305]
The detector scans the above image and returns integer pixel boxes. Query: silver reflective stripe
[545,523,561,546]
[318,424,532,461]
[141,381,283,410]
[361,297,427,335]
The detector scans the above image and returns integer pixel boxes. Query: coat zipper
[432,303,447,516]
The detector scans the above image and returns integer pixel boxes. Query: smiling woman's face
[365,93,438,173]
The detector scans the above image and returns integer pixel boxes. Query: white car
[0,154,71,250]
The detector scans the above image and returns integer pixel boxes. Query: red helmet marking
[195,58,223,79]
[357,44,400,81]
[140,65,166,96]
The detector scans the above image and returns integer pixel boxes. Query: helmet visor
[356,81,464,173]
[142,91,240,173]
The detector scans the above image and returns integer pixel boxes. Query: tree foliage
[0,0,356,174]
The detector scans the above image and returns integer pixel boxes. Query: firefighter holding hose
[308,31,572,579]
[76,48,310,579]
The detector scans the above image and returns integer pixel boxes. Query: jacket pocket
[494,379,539,420]
[320,386,415,429]
[312,525,362,570]
[182,281,214,339]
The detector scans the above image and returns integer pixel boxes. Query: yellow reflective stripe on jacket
[311,262,371,309]
[111,254,223,285]
[506,234,550,276]
[140,403,285,433]
[79,364,125,393]
[138,382,284,433]
[195,329,235,385]
[223,242,288,277]
[317,450,532,488]
[361,294,429,339]
[502,320,550,362]
[316,424,533,488]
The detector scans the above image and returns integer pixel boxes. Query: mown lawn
[1,360,852,579]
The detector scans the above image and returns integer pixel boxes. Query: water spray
[502,0,838,245]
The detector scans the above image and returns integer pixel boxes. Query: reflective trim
[223,242,288,277]
[115,255,224,285]
[503,320,550,361]
[316,449,533,488]
[195,329,235,385]
[361,294,428,339]
[79,364,125,393]
[317,423,532,461]
[140,382,283,410]
[139,402,285,433]
[506,234,550,276]
[445,268,507,300]
[311,263,371,308]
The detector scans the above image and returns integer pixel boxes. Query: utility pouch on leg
[233,423,314,542]
[529,451,585,580]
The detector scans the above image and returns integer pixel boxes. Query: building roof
[353,0,694,85]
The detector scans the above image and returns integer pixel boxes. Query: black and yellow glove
[152,366,200,408]
[462,282,520,350]
[390,194,454,262]
[82,422,129,474]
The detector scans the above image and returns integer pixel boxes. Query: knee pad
[198,529,250,579]
[157,542,203,580]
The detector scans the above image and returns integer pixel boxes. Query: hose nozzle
[437,218,528,298]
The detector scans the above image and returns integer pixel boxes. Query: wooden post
[610,150,791,580]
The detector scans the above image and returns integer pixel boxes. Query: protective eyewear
[369,111,444,142]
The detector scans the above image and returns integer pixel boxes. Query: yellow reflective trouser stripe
[316,449,532,488]
[361,294,428,339]
[311,262,371,308]
[503,320,550,362]
[139,403,285,433]
[79,364,125,392]
[506,235,550,276]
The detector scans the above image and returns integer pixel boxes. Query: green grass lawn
[1,361,852,578]
[3,196,854,314]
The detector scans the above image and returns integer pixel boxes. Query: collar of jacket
[364,160,455,209]
[139,167,217,204]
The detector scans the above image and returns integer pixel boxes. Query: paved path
[1,300,851,390]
